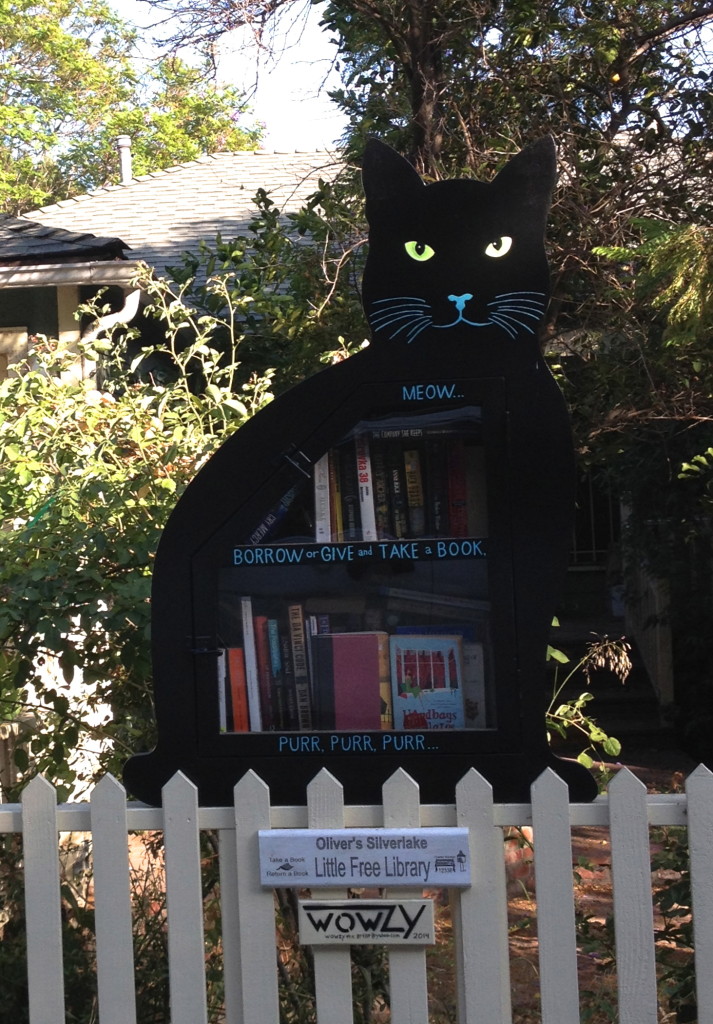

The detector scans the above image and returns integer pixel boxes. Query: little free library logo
[259,828,471,888]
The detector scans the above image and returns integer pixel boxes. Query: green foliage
[594,220,713,350]
[567,216,713,750]
[65,56,262,198]
[0,0,261,214]
[546,631,629,774]
[0,308,273,797]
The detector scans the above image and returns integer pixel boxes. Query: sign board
[298,899,435,945]
[259,827,471,888]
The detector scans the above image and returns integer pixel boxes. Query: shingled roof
[0,215,127,265]
[24,149,343,281]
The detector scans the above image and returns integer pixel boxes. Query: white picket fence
[2,764,713,1024]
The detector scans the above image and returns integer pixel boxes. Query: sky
[110,0,346,151]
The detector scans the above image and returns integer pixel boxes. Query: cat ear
[492,137,557,226]
[362,138,424,215]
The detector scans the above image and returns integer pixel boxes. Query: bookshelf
[216,406,494,740]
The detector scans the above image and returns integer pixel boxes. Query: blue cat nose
[448,293,473,312]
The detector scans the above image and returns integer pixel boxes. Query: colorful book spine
[240,596,263,731]
[355,435,378,541]
[267,618,286,730]
[253,615,273,729]
[339,443,361,541]
[403,446,426,536]
[328,450,344,542]
[313,453,331,543]
[217,650,228,733]
[248,485,299,544]
[370,439,391,539]
[288,603,312,730]
[227,647,250,731]
[279,629,299,729]
[424,437,449,536]
[385,440,409,538]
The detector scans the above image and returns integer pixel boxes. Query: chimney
[117,135,133,185]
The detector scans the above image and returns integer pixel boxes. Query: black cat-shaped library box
[124,137,599,805]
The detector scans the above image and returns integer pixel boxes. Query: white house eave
[0,260,143,288]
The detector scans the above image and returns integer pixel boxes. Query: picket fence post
[21,775,64,1024]
[307,769,353,1022]
[383,768,429,1024]
[90,774,137,1024]
[453,768,511,1024]
[163,772,209,1024]
[686,763,713,1024]
[609,767,659,1024]
[531,768,580,1022]
[232,769,280,1024]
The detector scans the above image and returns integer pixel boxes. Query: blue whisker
[489,316,518,339]
[490,305,541,320]
[405,318,433,343]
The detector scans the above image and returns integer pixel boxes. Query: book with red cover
[312,631,392,731]
[253,615,274,729]
[226,647,250,731]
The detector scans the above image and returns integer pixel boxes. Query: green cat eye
[485,235,513,258]
[404,240,435,262]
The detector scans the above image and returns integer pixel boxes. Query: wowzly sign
[259,827,471,888]
[299,899,435,945]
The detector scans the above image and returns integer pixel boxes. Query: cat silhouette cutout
[123,138,598,805]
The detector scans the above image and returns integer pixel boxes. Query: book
[424,436,449,536]
[447,439,468,537]
[248,485,300,544]
[253,616,274,729]
[313,453,331,543]
[395,626,487,730]
[328,450,344,541]
[339,442,361,541]
[464,442,489,537]
[463,640,487,728]
[385,440,409,538]
[240,597,263,731]
[279,628,299,729]
[355,435,378,541]
[217,650,228,732]
[288,603,312,729]
[370,438,391,538]
[267,618,287,730]
[226,647,250,731]
[311,632,391,731]
[403,446,426,536]
[390,634,465,730]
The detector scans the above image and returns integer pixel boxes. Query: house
[0,215,133,376]
[0,145,342,375]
